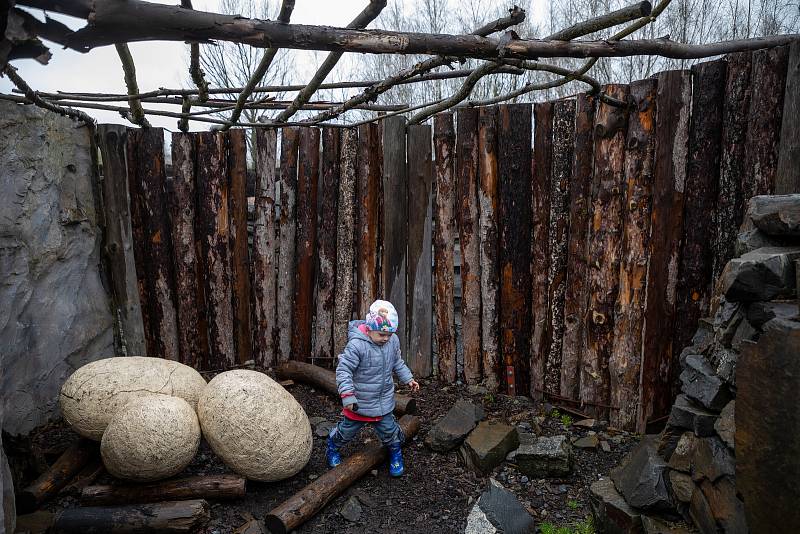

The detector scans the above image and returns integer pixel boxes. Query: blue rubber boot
[387,444,404,477]
[326,437,342,468]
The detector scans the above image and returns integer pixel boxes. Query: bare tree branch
[549,1,652,40]
[180,0,209,102]
[113,43,150,127]
[1,65,95,127]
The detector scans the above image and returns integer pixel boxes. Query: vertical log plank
[560,94,595,401]
[334,128,359,357]
[313,128,339,368]
[530,102,553,400]
[228,129,252,365]
[744,46,789,199]
[196,132,235,370]
[135,128,180,361]
[357,124,382,318]
[499,103,533,396]
[97,124,147,356]
[714,52,752,281]
[169,132,207,369]
[276,128,300,363]
[545,100,576,396]
[776,42,800,194]
[456,108,482,385]
[252,129,279,369]
[382,117,408,355]
[673,61,726,374]
[477,107,500,392]
[433,113,457,384]
[407,124,433,377]
[640,70,691,428]
[292,128,320,362]
[608,79,657,431]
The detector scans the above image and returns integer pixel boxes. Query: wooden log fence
[107,48,794,431]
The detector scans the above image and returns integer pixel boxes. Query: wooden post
[714,52,752,281]
[673,60,726,377]
[640,70,691,428]
[545,99,576,397]
[292,127,320,362]
[433,113,457,384]
[477,107,500,392]
[169,132,208,369]
[382,116,408,354]
[313,128,340,368]
[456,108,482,385]
[609,79,657,431]
[744,46,789,198]
[52,499,210,533]
[530,102,553,400]
[276,127,300,363]
[582,84,630,420]
[334,128,358,357]
[96,124,146,356]
[251,129,279,369]
[228,129,252,365]
[196,132,235,370]
[356,124,382,318]
[777,42,800,194]
[560,94,595,401]
[407,124,433,377]
[499,103,533,396]
[80,475,246,506]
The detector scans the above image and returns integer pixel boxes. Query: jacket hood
[347,320,371,342]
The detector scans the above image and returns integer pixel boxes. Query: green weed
[561,414,573,427]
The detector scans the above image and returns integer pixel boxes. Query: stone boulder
[719,246,800,302]
[679,355,731,411]
[507,434,572,478]
[589,477,643,534]
[735,228,786,256]
[714,401,735,450]
[611,437,674,513]
[745,301,797,330]
[460,421,518,475]
[746,194,800,237]
[668,395,718,437]
[699,477,747,534]
[691,437,734,483]
[465,479,536,534]
[425,399,484,452]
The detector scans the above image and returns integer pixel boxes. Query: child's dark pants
[328,413,405,448]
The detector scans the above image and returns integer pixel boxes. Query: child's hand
[407,380,420,393]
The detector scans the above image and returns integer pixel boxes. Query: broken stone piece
[574,418,597,429]
[746,194,800,237]
[745,301,797,330]
[735,228,786,256]
[679,354,731,411]
[641,515,693,534]
[573,435,600,449]
[719,246,800,302]
[424,399,484,452]
[589,477,642,534]
[714,401,735,450]
[460,421,519,475]
[507,434,572,478]
[668,433,698,473]
[340,495,362,522]
[668,394,719,437]
[611,436,674,513]
[691,437,735,483]
[700,477,747,534]
[465,479,536,534]
[668,470,695,503]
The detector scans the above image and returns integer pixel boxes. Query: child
[327,300,420,476]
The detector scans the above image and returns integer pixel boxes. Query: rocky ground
[17,376,640,533]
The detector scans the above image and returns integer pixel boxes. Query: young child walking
[327,299,420,476]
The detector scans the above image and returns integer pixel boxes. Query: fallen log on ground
[276,360,417,415]
[264,415,421,534]
[17,438,97,513]
[61,459,105,496]
[80,474,246,506]
[51,499,210,533]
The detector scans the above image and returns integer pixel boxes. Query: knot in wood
[592,310,606,325]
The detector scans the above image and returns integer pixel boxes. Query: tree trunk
[80,475,245,506]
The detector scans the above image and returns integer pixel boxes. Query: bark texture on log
[276,127,299,363]
[80,475,246,506]
[456,108,482,385]
[382,116,408,355]
[776,42,800,194]
[196,131,235,370]
[313,128,340,368]
[334,128,358,357]
[356,123,381,319]
[581,84,629,420]
[608,79,656,431]
[169,132,207,369]
[640,70,691,427]
[560,93,594,401]
[744,46,789,199]
[499,103,533,396]
[227,129,252,365]
[96,124,147,357]
[545,99,576,397]
[292,127,320,363]
[252,128,279,368]
[530,102,553,400]
[433,112,457,384]
[714,52,752,281]
[477,106,500,392]
[264,416,421,534]
[52,499,210,533]
[407,124,433,377]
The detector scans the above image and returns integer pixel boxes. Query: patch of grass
[549,408,561,419]
[574,516,595,534]
[483,392,495,405]
[567,499,580,510]
[560,414,573,427]
[537,516,595,534]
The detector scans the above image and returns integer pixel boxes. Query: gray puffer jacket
[336,320,414,417]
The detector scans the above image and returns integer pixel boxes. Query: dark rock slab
[668,394,719,437]
[611,436,674,513]
[735,228,786,256]
[589,477,643,534]
[668,470,695,503]
[507,434,572,478]
[657,426,685,462]
[641,516,693,534]
[700,477,747,534]
[719,246,800,302]
[425,399,484,452]
[708,346,739,386]
[574,418,597,429]
[340,495,362,522]
[730,318,758,351]
[736,318,800,534]
[680,354,731,411]
[692,437,735,483]
[713,299,744,347]
[466,479,536,534]
[668,433,699,473]
[689,486,718,534]
[747,194,800,237]
[460,421,519,475]
[714,401,735,450]
[745,301,797,330]
[574,435,600,449]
